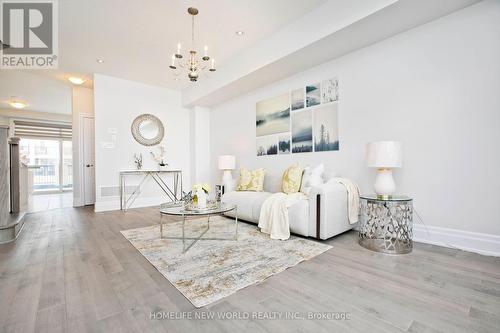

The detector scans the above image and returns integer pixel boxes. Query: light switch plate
[100,142,115,149]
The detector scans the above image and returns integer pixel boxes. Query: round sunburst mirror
[131,114,164,146]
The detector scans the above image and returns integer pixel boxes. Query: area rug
[120,216,331,307]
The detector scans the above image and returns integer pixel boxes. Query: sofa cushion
[222,190,309,237]
[222,191,272,223]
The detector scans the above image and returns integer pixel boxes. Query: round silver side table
[358,195,413,254]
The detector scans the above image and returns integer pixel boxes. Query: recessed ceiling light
[96,58,104,63]
[174,78,180,81]
[235,31,244,36]
[68,76,86,85]
[8,97,28,109]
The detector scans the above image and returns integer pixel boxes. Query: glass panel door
[62,140,73,190]
[20,139,60,191]
[19,138,73,192]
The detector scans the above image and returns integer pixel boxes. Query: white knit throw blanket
[331,177,360,224]
[259,178,360,240]
[258,192,306,240]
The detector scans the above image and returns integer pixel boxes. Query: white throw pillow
[322,168,338,182]
[300,164,324,195]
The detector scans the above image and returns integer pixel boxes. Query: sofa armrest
[309,179,345,197]
[308,180,351,239]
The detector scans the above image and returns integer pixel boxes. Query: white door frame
[78,113,95,206]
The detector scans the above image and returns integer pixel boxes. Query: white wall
[210,1,500,236]
[72,87,94,207]
[190,106,211,184]
[0,116,8,126]
[0,109,71,123]
[93,74,191,212]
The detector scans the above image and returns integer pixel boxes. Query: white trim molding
[413,224,500,257]
[0,109,71,122]
[76,112,94,207]
[94,197,166,213]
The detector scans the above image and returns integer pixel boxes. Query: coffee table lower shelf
[159,204,238,253]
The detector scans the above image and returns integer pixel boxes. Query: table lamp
[218,155,235,186]
[366,141,402,199]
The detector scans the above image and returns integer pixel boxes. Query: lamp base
[373,168,396,197]
[222,170,233,184]
[221,170,235,192]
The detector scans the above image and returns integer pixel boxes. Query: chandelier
[169,7,216,82]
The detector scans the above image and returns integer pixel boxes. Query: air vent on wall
[100,186,137,197]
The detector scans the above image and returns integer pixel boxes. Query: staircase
[0,126,26,243]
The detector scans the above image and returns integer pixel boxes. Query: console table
[358,195,413,254]
[119,170,182,211]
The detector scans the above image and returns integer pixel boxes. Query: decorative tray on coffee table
[184,201,220,212]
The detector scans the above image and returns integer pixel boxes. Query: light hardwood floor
[0,206,499,332]
[27,192,73,213]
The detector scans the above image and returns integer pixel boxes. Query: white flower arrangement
[150,145,168,167]
[192,183,211,194]
[133,153,143,170]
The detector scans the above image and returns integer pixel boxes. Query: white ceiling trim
[0,109,72,123]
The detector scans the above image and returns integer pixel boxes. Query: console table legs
[120,171,183,211]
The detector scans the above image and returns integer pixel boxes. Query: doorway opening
[19,138,72,192]
[14,120,73,212]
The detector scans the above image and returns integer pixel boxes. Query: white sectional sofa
[222,172,355,240]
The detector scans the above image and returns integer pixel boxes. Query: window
[62,141,73,189]
[19,138,73,192]
[14,120,71,139]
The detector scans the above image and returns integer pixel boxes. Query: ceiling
[0,71,71,114]
[183,0,481,106]
[0,0,326,114]
[0,0,479,113]
[36,0,327,90]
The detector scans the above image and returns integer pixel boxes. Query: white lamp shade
[218,155,235,170]
[366,141,402,168]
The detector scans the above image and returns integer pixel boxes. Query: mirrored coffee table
[159,202,238,253]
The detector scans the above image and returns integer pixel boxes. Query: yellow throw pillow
[237,168,266,192]
[282,164,304,194]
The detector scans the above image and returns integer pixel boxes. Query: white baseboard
[94,197,165,213]
[413,224,500,257]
